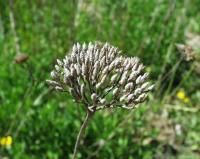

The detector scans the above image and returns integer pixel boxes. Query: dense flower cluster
[47,42,154,112]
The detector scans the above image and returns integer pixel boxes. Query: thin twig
[72,110,94,159]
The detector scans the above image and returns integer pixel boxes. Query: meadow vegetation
[0,0,200,158]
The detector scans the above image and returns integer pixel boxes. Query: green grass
[0,0,200,158]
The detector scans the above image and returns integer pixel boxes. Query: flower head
[176,90,190,104]
[0,136,12,147]
[47,42,154,112]
[176,43,196,62]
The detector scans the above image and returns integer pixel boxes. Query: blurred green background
[0,0,200,158]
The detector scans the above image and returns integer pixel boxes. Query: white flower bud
[92,62,100,80]
[100,98,106,104]
[114,58,121,67]
[125,62,131,71]
[70,66,76,76]
[135,93,147,102]
[113,87,119,96]
[57,59,63,66]
[74,64,81,75]
[119,71,128,85]
[91,93,97,103]
[100,75,107,84]
[94,50,100,61]
[89,50,94,62]
[136,73,149,84]
[134,88,142,96]
[92,67,98,80]
[141,73,149,81]
[119,77,126,85]
[108,61,115,70]
[128,71,137,81]
[46,80,59,86]
[77,43,81,52]
[132,63,138,71]
[85,56,90,68]
[81,64,86,76]
[72,44,77,52]
[137,64,144,72]
[55,65,60,71]
[136,75,142,85]
[122,104,135,109]
[64,68,70,77]
[125,83,133,91]
[100,56,106,66]
[80,84,85,97]
[111,74,118,84]
[80,51,84,63]
[102,66,109,75]
[96,83,102,89]
[50,71,58,79]
[147,84,155,91]
[127,93,134,101]
[120,95,127,102]
[141,82,149,90]
[55,86,64,91]
[82,42,87,50]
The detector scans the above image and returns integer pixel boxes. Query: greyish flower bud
[113,87,119,96]
[80,84,85,97]
[127,93,134,102]
[55,65,60,71]
[57,59,63,66]
[96,82,103,90]
[147,84,155,91]
[125,83,133,91]
[135,93,147,103]
[50,71,58,79]
[74,64,81,75]
[128,71,137,81]
[55,86,64,91]
[100,75,107,84]
[47,42,154,112]
[100,98,106,104]
[46,80,60,87]
[120,95,127,102]
[119,72,128,85]
[100,56,106,67]
[108,61,115,71]
[91,93,97,104]
[111,74,118,84]
[141,82,149,90]
[102,66,109,75]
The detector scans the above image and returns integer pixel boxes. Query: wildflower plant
[0,136,12,147]
[176,89,190,103]
[47,42,154,158]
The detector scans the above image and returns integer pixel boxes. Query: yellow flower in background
[176,90,185,100]
[183,97,189,103]
[176,90,190,104]
[0,136,13,147]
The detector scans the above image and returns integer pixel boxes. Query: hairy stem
[72,110,93,159]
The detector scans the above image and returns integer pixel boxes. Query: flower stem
[72,110,93,159]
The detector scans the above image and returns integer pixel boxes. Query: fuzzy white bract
[47,42,154,112]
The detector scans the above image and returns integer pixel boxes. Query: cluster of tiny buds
[47,42,154,112]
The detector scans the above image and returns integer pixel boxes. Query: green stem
[72,110,93,159]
